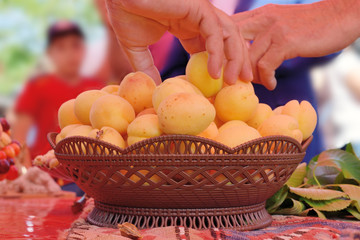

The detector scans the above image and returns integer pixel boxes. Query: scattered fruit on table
[0,167,61,195]
[55,51,317,151]
[33,150,59,169]
[118,222,142,239]
[0,118,21,181]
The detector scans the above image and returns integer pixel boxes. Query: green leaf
[353,201,360,212]
[266,185,289,214]
[346,207,360,220]
[345,143,356,155]
[290,187,348,200]
[336,184,360,201]
[286,163,307,187]
[317,150,360,181]
[312,166,341,185]
[300,208,327,219]
[302,198,352,211]
[334,172,345,184]
[307,154,341,185]
[274,198,305,215]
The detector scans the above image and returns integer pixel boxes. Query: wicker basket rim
[48,132,312,156]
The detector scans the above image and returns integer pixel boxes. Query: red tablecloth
[1,197,360,240]
[0,197,79,239]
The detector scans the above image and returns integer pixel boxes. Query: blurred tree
[0,0,102,95]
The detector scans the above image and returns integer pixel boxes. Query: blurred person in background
[12,21,104,166]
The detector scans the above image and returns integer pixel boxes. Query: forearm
[327,0,360,43]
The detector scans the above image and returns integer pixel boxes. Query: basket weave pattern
[48,133,310,230]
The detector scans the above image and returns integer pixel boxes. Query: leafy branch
[266,143,360,220]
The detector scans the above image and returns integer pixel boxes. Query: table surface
[1,197,360,240]
[0,197,79,240]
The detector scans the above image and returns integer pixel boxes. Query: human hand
[106,0,252,84]
[233,0,360,90]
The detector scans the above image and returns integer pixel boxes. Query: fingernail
[216,68,222,79]
[269,77,277,90]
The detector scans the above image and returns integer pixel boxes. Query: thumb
[121,44,162,85]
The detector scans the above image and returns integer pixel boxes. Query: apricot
[219,120,248,132]
[58,99,81,129]
[214,82,259,122]
[74,90,108,125]
[137,108,157,117]
[247,103,274,129]
[152,77,202,111]
[118,72,156,114]
[65,125,94,138]
[258,115,303,143]
[166,77,203,96]
[90,95,135,135]
[215,122,261,148]
[273,106,284,115]
[63,125,94,153]
[101,85,120,95]
[282,100,317,140]
[214,116,224,128]
[127,114,162,146]
[88,126,126,149]
[197,122,218,140]
[56,124,82,144]
[157,93,215,135]
[186,51,223,97]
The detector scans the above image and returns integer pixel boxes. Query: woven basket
[48,132,312,230]
[39,165,73,182]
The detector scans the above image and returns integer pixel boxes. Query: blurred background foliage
[0,0,102,95]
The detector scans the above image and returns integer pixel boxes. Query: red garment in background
[15,74,104,159]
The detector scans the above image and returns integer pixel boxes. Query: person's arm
[105,0,252,84]
[232,0,360,90]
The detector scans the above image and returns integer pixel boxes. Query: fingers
[210,8,252,84]
[198,6,224,79]
[248,32,272,84]
[256,46,284,90]
[122,45,162,85]
[222,24,253,84]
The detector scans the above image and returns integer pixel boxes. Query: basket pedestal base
[87,201,272,231]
